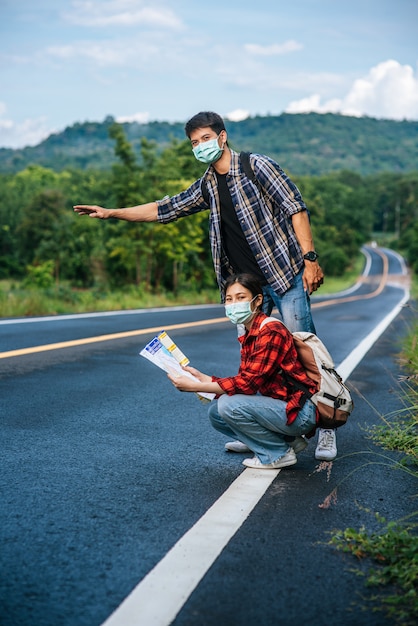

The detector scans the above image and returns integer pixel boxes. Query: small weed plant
[329,308,418,625]
[330,510,418,625]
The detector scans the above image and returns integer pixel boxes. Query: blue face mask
[225,297,257,325]
[192,135,224,164]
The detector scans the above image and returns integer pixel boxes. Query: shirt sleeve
[156,178,209,223]
[251,154,307,218]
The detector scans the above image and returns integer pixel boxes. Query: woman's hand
[181,365,212,383]
[167,365,212,393]
[167,372,198,392]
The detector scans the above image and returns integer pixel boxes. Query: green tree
[0,164,112,281]
[296,172,373,275]
[1,123,416,295]
[16,189,67,272]
[103,124,210,291]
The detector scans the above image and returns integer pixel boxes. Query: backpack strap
[240,151,268,196]
[201,178,210,204]
[260,316,314,402]
[240,151,256,183]
[260,316,286,330]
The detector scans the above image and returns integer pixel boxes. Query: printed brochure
[140,330,215,403]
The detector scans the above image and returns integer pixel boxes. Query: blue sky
[0,0,417,148]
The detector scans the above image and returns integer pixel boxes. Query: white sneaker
[315,429,337,461]
[289,436,308,454]
[225,441,251,453]
[242,448,297,469]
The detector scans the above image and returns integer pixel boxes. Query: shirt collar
[238,311,267,344]
[205,149,241,184]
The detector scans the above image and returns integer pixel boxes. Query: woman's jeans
[208,395,317,465]
[262,270,316,334]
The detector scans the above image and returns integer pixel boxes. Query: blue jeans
[208,395,317,464]
[262,271,316,333]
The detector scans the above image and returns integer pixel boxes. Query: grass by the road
[0,256,365,319]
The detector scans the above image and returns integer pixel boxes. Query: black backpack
[201,151,262,204]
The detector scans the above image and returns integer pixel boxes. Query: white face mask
[192,135,224,164]
[225,296,257,325]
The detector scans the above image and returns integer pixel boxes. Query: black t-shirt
[216,172,266,284]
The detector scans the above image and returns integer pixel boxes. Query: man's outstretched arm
[73,202,159,222]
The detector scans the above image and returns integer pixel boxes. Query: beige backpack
[261,317,354,428]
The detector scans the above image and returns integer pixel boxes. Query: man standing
[74,111,337,461]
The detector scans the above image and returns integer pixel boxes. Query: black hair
[184,111,226,138]
[224,273,263,309]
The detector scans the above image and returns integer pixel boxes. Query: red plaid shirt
[213,312,318,424]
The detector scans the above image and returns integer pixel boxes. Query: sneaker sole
[315,452,337,461]
[274,458,297,469]
[243,457,297,469]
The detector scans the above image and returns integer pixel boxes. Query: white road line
[0,304,220,325]
[102,469,279,626]
[382,247,409,276]
[337,286,410,381]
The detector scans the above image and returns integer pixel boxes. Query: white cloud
[286,60,418,120]
[46,41,144,66]
[64,0,183,29]
[225,109,250,122]
[0,103,52,149]
[45,35,176,69]
[285,94,348,116]
[245,40,303,56]
[116,111,150,123]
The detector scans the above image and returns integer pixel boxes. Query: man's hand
[302,261,324,294]
[73,205,110,219]
[73,202,159,222]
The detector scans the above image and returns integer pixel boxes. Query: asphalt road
[1,245,415,626]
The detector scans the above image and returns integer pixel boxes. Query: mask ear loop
[247,295,262,324]
[251,294,263,312]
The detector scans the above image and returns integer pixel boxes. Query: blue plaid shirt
[156,150,306,297]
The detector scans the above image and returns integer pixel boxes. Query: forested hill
[0,112,417,176]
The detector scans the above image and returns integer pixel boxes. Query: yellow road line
[0,249,393,361]
[0,317,228,360]
[311,249,389,308]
